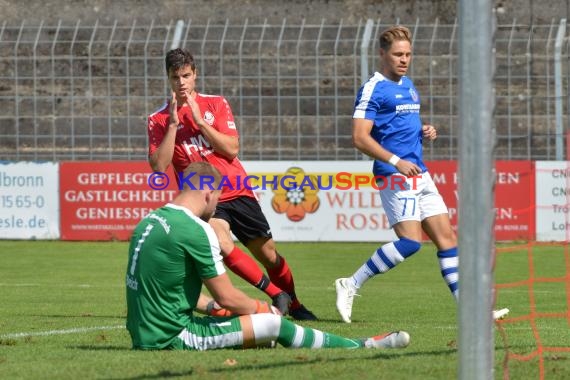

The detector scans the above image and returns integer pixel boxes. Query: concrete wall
[2,0,568,25]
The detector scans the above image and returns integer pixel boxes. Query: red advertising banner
[60,161,179,240]
[58,160,535,241]
[428,160,535,240]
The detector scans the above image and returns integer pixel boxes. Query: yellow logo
[271,167,320,222]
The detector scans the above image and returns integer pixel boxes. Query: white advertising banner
[536,161,570,241]
[0,162,60,239]
[242,161,397,242]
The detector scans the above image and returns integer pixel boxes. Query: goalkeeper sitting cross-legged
[126,161,410,351]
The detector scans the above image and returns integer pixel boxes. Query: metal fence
[0,18,568,161]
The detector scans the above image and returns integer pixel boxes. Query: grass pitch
[0,241,568,379]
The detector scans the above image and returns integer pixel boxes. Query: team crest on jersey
[204,111,215,125]
[409,88,419,102]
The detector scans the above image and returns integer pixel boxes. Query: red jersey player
[147,48,316,320]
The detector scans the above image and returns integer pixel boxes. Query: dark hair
[165,48,196,74]
[379,25,412,51]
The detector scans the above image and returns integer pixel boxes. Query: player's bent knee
[249,313,281,345]
[395,237,422,258]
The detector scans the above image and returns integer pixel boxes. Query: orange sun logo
[271,167,320,222]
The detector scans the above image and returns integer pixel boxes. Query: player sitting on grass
[126,161,410,350]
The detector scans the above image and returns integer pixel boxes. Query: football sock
[250,314,361,348]
[223,246,282,298]
[266,254,301,309]
[278,319,361,348]
[437,247,459,300]
[352,237,421,288]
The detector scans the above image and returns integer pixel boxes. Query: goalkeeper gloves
[255,300,281,315]
[206,300,234,317]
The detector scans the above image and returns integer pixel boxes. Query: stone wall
[1,1,567,160]
[2,0,568,25]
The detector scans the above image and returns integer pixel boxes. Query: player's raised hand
[169,91,179,127]
[422,124,437,141]
[184,90,204,126]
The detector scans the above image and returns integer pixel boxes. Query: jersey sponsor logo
[227,121,236,129]
[395,103,420,113]
[395,94,403,99]
[177,124,184,130]
[409,88,419,102]
[204,111,215,125]
[182,135,213,156]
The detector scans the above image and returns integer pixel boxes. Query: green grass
[0,241,568,379]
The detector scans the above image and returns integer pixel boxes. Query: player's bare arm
[203,272,278,315]
[149,91,179,172]
[185,92,239,160]
[422,124,437,141]
[194,293,214,314]
[352,118,421,176]
[193,292,235,317]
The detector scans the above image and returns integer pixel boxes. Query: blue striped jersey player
[353,74,427,179]
[335,25,509,323]
[335,26,458,323]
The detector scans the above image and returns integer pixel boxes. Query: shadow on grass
[29,314,125,319]
[70,345,131,351]
[104,369,194,379]
[104,348,456,379]
[367,349,456,360]
[204,348,457,375]
[303,318,354,323]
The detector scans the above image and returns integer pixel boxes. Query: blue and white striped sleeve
[353,80,380,120]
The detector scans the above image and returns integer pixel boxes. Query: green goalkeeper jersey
[125,203,224,349]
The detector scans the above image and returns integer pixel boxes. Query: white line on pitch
[0,283,117,288]
[0,325,124,339]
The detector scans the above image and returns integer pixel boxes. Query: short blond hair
[379,25,412,51]
[180,162,222,191]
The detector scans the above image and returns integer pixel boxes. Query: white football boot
[493,308,510,320]
[335,277,358,323]
[363,331,411,349]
